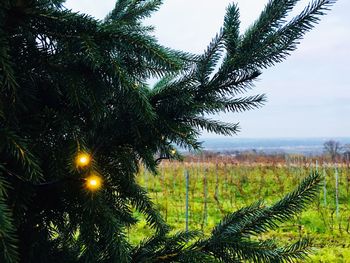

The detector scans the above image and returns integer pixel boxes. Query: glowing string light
[85,174,102,191]
[75,153,91,168]
[171,149,176,155]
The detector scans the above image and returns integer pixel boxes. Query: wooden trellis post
[323,163,327,206]
[185,170,189,232]
[335,164,339,218]
[202,168,208,230]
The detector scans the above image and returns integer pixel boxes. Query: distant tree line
[324,140,350,162]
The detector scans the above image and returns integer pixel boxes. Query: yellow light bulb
[171,149,176,155]
[76,153,91,168]
[85,174,102,191]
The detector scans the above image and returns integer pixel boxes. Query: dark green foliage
[0,0,335,262]
[0,168,19,263]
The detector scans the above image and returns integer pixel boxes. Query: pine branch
[195,30,225,85]
[212,173,320,239]
[277,238,312,262]
[105,0,163,24]
[0,30,18,98]
[234,0,336,69]
[123,182,170,235]
[0,171,18,263]
[150,75,196,108]
[239,0,302,52]
[0,128,42,182]
[223,3,240,56]
[252,0,336,69]
[193,173,321,262]
[199,69,261,99]
[200,94,266,114]
[119,82,157,122]
[131,231,205,263]
[182,117,240,136]
[101,25,187,77]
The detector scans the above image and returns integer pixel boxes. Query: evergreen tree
[0,0,335,262]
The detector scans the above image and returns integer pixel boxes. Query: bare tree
[342,144,350,160]
[323,140,342,162]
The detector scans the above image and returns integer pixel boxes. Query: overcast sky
[64,0,349,139]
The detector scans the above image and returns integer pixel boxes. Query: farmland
[130,155,350,262]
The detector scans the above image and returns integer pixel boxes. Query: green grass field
[130,159,350,262]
